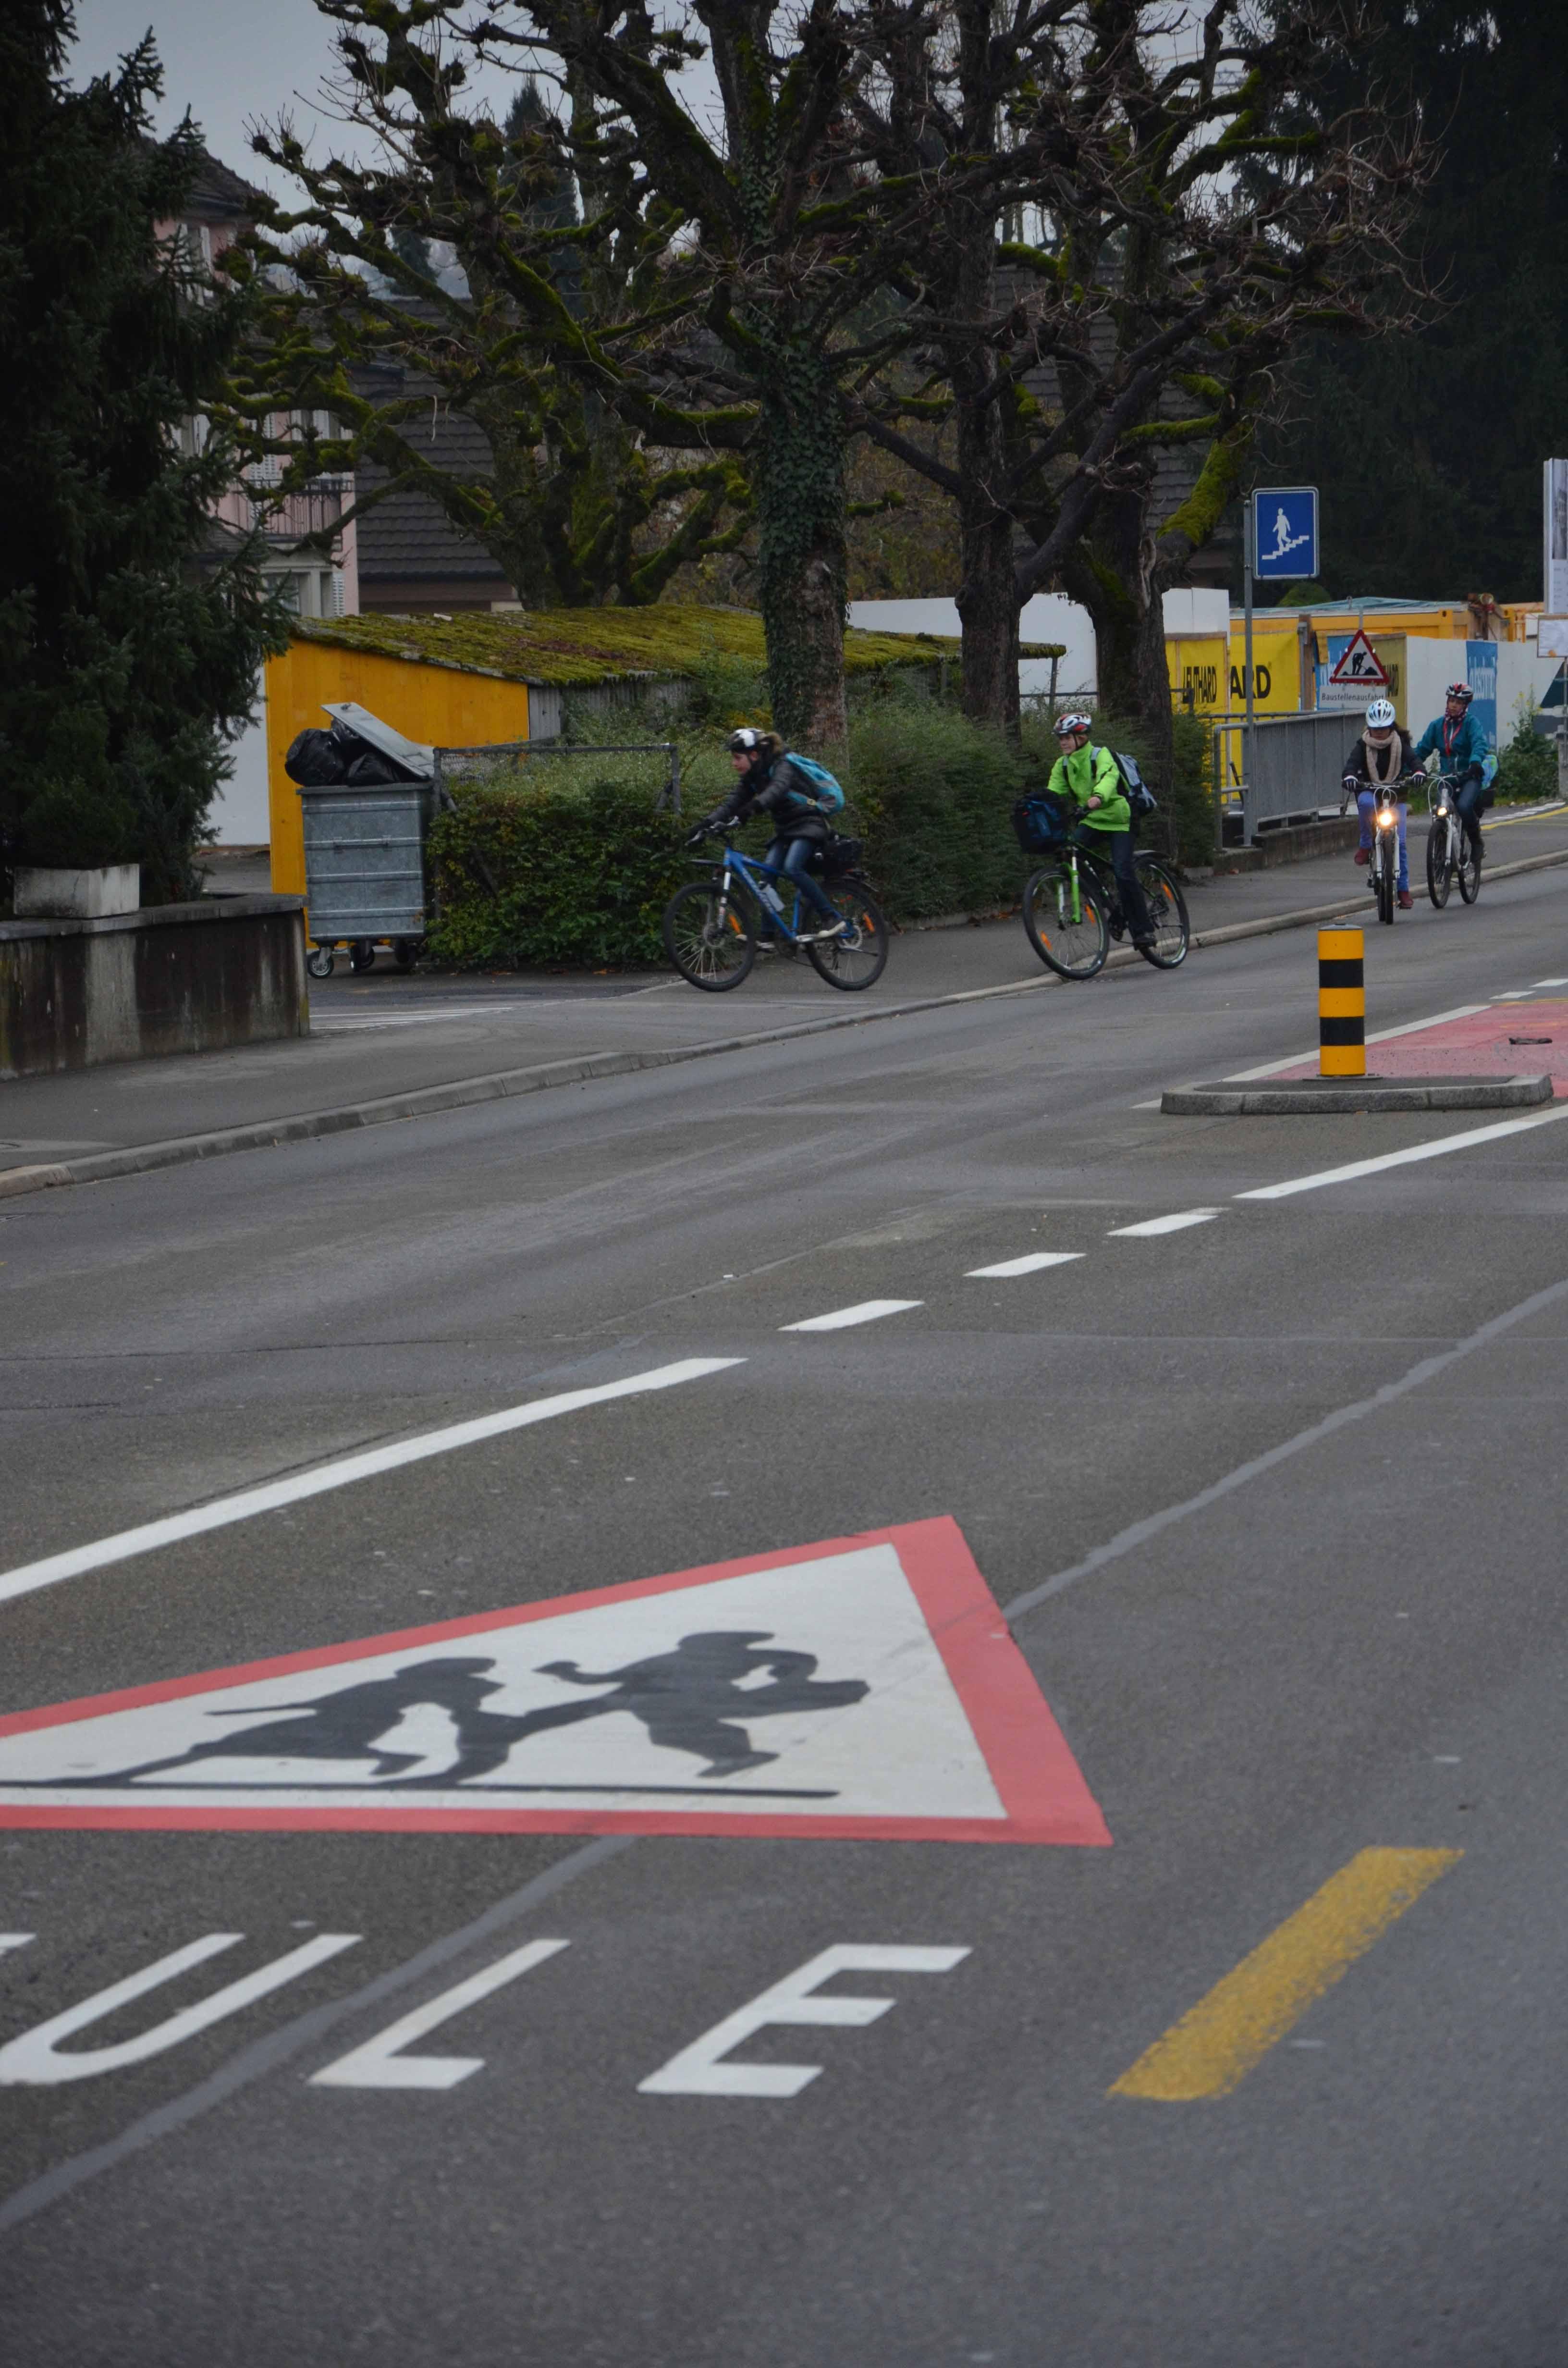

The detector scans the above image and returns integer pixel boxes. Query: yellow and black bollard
[1317,927,1365,1076]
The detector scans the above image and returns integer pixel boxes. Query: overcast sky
[73,2,724,197]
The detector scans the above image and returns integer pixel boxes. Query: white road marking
[637,1944,970,2098]
[780,1300,922,1332]
[1236,1103,1568,1200]
[310,1939,569,2091]
[0,1358,743,1609]
[0,1933,361,2085]
[0,1936,34,1957]
[1533,977,1568,987]
[965,1252,1084,1279]
[1107,1210,1221,1237]
[1224,1005,1492,1082]
[1494,991,1536,1001]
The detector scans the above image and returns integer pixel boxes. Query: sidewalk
[4,806,1566,1188]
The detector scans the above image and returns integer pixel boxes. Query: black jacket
[712,753,828,838]
[1342,728,1419,789]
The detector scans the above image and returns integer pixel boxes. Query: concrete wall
[0,896,307,1078]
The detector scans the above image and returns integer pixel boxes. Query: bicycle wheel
[1135,857,1190,968]
[1426,817,1451,908]
[805,878,889,990]
[662,879,757,990]
[1375,843,1396,925]
[1023,862,1109,979]
[1456,831,1481,904]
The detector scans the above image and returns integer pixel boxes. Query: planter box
[0,895,307,1077]
[13,864,141,919]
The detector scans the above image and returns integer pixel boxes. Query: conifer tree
[0,1,284,900]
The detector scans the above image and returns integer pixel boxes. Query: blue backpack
[784,752,846,813]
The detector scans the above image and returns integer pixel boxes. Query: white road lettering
[780,1301,922,1332]
[965,1253,1084,1278]
[0,1932,360,2085]
[310,1938,569,2091]
[637,1943,969,2098]
[1107,1210,1220,1237]
[0,1357,742,1609]
[1237,1103,1568,1201]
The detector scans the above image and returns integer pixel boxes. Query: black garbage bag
[283,728,348,787]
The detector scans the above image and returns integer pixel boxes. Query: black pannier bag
[818,833,865,876]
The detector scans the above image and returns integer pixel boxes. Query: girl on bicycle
[1343,698,1419,909]
[700,728,844,941]
[1045,714,1154,948]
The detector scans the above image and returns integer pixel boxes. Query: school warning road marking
[1236,1103,1568,1201]
[965,1252,1084,1279]
[1107,1210,1221,1237]
[1109,1848,1461,2101]
[780,1300,923,1332]
[0,1358,743,1610]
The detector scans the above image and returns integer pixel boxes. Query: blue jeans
[1357,791,1408,892]
[763,834,838,923]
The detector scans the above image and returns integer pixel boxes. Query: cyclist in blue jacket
[1413,683,1489,870]
[699,728,844,940]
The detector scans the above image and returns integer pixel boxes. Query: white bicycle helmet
[1054,711,1093,737]
[1364,698,1396,731]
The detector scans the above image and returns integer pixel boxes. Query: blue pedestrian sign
[1252,486,1319,580]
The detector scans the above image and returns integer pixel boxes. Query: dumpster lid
[320,703,435,779]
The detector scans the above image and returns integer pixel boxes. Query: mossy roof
[293,604,1065,685]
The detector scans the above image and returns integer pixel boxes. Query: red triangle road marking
[0,1517,1109,1846]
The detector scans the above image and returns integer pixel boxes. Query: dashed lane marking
[1235,1102,1568,1200]
[1108,1848,1461,2100]
[0,1358,742,1610]
[1107,1209,1221,1237]
[1534,977,1568,987]
[780,1299,922,1332]
[965,1253,1084,1278]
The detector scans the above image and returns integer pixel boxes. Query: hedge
[425,694,1214,970]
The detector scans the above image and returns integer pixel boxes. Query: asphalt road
[4,863,1568,2365]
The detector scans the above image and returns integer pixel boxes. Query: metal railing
[1210,710,1356,844]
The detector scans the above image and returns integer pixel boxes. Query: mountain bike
[1021,838,1189,981]
[662,828,889,993]
[1425,756,1493,909]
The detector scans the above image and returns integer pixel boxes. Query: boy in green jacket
[1046,713,1154,947]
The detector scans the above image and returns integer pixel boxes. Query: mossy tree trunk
[755,352,849,747]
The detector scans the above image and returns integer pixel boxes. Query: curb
[1161,1074,1554,1116]
[7,840,1568,1205]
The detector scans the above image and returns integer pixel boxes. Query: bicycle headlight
[1435,802,1449,817]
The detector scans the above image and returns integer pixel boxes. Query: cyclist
[1343,697,1419,908]
[1045,713,1154,948]
[1413,681,1489,871]
[698,728,844,942]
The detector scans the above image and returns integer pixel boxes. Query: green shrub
[427,758,689,969]
[846,698,1027,917]
[1493,721,1559,805]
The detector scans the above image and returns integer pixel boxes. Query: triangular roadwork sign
[0,1518,1108,1847]
[1326,628,1390,690]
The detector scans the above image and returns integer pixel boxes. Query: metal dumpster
[293,704,435,976]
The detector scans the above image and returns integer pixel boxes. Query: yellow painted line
[1109,1848,1461,2101]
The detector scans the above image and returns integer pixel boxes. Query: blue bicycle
[662,827,890,992]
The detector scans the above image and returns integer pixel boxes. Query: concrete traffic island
[1162,1074,1554,1116]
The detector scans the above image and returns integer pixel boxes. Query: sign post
[1243,494,1255,814]
[1246,488,1320,825]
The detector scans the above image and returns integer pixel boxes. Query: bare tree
[848,0,1432,765]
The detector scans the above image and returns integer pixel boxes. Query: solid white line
[966,1252,1085,1279]
[780,1300,922,1332]
[0,1359,744,1608]
[1107,1210,1221,1237]
[1236,1104,1568,1201]
[1224,1005,1492,1083]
